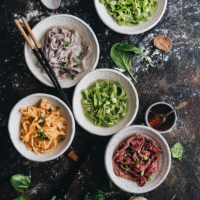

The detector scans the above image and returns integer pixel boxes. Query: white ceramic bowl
[94,0,167,35]
[8,93,75,162]
[24,14,100,88]
[105,125,171,193]
[72,69,139,136]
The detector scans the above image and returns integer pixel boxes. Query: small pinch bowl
[145,102,177,134]
[24,14,100,88]
[8,93,75,162]
[72,69,139,136]
[105,125,171,193]
[94,0,167,35]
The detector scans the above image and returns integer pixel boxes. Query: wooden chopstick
[21,18,71,110]
[14,19,72,111]
[68,151,92,175]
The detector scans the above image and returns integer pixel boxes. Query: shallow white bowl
[8,93,75,162]
[24,14,100,88]
[105,125,171,193]
[94,0,167,35]
[72,69,139,136]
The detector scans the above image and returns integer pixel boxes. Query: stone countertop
[0,0,200,199]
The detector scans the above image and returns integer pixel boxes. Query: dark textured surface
[0,0,200,200]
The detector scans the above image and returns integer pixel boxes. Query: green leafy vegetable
[111,43,137,82]
[57,106,60,110]
[78,52,84,58]
[71,75,75,80]
[10,174,31,192]
[171,195,176,200]
[39,122,44,126]
[63,44,68,47]
[125,164,129,169]
[171,142,184,160]
[100,0,158,26]
[60,135,65,141]
[48,108,52,112]
[116,43,153,67]
[108,178,121,191]
[84,189,106,200]
[13,195,28,200]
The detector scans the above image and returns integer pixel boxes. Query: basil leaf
[84,193,91,200]
[109,179,120,191]
[10,174,31,192]
[13,195,28,200]
[171,142,184,160]
[110,43,137,82]
[84,189,106,200]
[116,43,153,67]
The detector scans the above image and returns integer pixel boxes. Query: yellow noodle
[19,98,67,156]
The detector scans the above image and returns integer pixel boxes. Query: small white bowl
[24,14,100,88]
[145,102,177,134]
[94,0,167,35]
[105,125,171,193]
[8,93,75,162]
[72,69,139,136]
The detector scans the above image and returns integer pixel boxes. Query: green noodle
[81,80,128,127]
[100,0,158,26]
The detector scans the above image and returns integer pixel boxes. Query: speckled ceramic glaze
[94,0,167,35]
[24,14,99,88]
[72,69,139,136]
[105,125,171,193]
[8,93,75,162]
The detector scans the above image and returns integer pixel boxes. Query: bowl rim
[72,69,139,136]
[8,93,76,162]
[24,14,100,88]
[94,0,168,35]
[145,101,177,134]
[104,125,171,193]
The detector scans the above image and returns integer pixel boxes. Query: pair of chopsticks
[68,151,92,175]
[51,141,94,200]
[14,18,72,110]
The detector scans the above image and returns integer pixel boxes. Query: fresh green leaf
[171,142,184,160]
[84,193,90,200]
[110,43,137,83]
[48,108,52,112]
[71,75,75,80]
[63,44,68,47]
[57,106,60,110]
[109,179,120,191]
[84,189,106,200]
[13,195,28,200]
[116,43,153,67]
[10,174,31,192]
[171,195,176,200]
